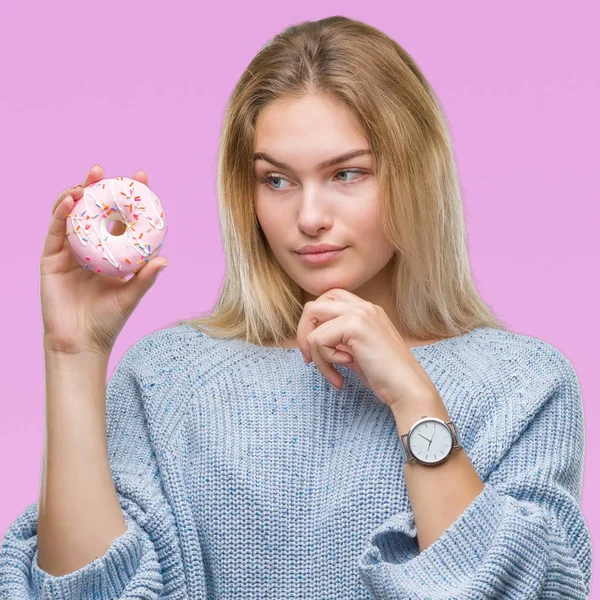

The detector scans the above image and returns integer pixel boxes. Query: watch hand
[427,430,436,450]
[418,433,432,443]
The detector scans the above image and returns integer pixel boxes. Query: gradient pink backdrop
[1,1,597,595]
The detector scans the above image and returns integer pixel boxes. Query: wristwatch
[399,415,462,465]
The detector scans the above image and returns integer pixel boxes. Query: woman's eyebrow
[252,149,372,171]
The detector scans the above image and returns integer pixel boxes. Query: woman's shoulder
[473,326,579,385]
[125,322,252,393]
[123,322,215,365]
[108,323,221,448]
[463,327,583,433]
[447,328,584,471]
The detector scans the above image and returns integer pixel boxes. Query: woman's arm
[390,393,485,553]
[358,351,592,599]
[37,349,126,575]
[0,337,191,600]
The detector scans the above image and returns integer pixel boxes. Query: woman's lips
[296,247,347,264]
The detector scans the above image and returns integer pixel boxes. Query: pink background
[1,1,597,594]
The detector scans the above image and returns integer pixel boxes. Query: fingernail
[157,262,169,274]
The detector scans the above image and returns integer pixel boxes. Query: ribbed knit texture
[0,324,592,599]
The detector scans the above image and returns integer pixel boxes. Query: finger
[298,289,364,363]
[118,257,169,309]
[131,169,149,186]
[43,193,75,257]
[82,164,105,188]
[51,184,81,216]
[297,299,351,364]
[336,342,355,359]
[50,163,104,217]
[307,337,345,390]
[314,287,361,304]
[305,318,352,390]
[307,317,356,366]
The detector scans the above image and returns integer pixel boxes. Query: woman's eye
[258,174,291,191]
[258,168,368,191]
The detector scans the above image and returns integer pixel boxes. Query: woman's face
[253,93,395,302]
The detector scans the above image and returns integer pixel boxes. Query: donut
[66,176,168,279]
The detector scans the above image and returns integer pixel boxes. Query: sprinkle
[125,258,131,264]
[81,210,87,216]
[85,256,91,260]
[96,268,102,272]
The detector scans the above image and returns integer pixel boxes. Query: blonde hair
[177,15,508,346]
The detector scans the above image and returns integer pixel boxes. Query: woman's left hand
[297,288,439,410]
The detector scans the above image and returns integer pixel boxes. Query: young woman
[0,15,592,600]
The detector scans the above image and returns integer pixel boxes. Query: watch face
[408,419,453,464]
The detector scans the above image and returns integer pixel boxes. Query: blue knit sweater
[0,324,592,599]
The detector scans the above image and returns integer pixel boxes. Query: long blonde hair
[177,15,507,346]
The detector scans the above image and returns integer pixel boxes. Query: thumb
[121,257,168,306]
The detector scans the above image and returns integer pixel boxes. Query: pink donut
[66,176,168,279]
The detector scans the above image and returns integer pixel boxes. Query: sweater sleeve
[357,353,593,600]
[0,341,187,600]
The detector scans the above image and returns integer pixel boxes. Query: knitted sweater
[0,324,592,600]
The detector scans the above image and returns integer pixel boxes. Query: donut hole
[107,220,127,236]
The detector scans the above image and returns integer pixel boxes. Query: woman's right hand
[40,164,169,355]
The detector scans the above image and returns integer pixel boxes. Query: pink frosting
[66,176,168,278]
